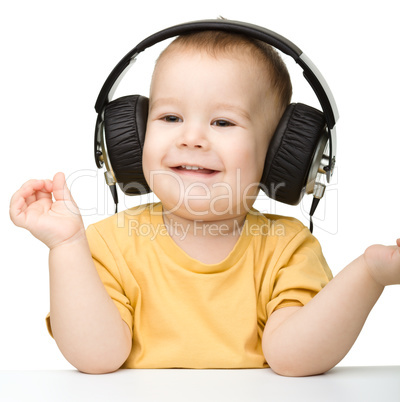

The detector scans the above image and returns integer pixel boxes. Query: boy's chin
[162,199,248,222]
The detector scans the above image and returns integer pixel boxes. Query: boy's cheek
[142,135,162,174]
[145,169,183,202]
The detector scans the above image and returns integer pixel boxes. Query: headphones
[94,19,339,215]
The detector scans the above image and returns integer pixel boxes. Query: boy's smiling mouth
[179,165,204,171]
[171,165,219,175]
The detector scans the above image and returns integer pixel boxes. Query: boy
[9,30,400,376]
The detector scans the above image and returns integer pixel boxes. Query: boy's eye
[212,119,235,127]
[161,115,182,123]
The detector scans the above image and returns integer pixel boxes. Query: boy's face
[143,49,277,221]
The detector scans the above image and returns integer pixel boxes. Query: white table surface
[1,366,399,402]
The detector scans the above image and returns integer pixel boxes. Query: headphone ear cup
[104,95,151,195]
[260,103,327,205]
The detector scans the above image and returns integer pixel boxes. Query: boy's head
[153,30,292,126]
[142,30,292,220]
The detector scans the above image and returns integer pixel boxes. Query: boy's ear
[103,95,152,195]
[260,103,328,206]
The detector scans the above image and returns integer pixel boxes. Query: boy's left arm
[262,240,400,377]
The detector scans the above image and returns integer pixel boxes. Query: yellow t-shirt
[48,202,332,369]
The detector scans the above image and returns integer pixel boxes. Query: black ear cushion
[261,103,326,205]
[104,95,151,195]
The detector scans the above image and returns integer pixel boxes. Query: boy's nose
[176,125,210,150]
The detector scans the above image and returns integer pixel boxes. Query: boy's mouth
[171,165,218,175]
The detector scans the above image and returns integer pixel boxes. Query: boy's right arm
[10,173,131,374]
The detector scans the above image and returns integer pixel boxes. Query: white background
[1,0,399,370]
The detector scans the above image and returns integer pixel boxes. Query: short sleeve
[266,227,333,318]
[85,224,135,334]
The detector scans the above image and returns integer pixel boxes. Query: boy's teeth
[181,165,204,170]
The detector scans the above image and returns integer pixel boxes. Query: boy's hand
[364,240,400,287]
[9,172,85,249]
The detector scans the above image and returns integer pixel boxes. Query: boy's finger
[9,192,31,227]
[52,172,72,202]
[9,195,24,224]
[10,179,45,207]
[35,179,54,201]
[10,180,41,222]
[19,179,46,195]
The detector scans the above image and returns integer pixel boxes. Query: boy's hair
[155,30,293,119]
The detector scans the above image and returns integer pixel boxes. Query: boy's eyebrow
[150,98,251,121]
[149,97,181,110]
[213,102,251,121]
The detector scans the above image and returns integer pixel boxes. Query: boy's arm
[10,173,131,374]
[263,243,400,377]
[49,236,132,374]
